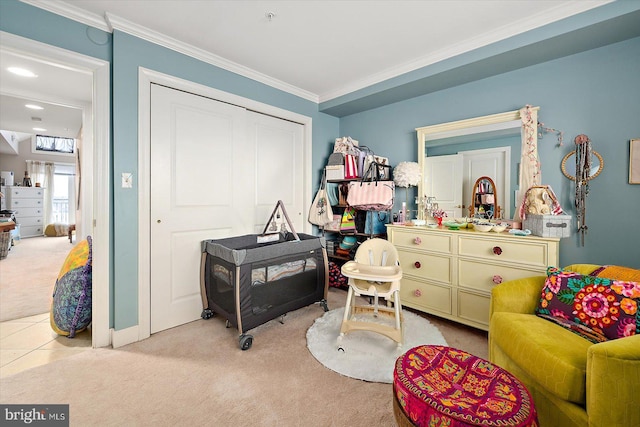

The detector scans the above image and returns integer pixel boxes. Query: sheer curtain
[26,160,55,225]
[514,105,540,221]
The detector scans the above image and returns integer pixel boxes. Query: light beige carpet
[0,287,488,426]
[0,236,72,322]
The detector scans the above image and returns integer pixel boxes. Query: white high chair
[337,238,403,349]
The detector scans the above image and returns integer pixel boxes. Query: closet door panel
[248,111,304,233]
[150,84,249,333]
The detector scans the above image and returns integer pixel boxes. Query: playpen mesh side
[202,234,327,333]
[204,255,237,319]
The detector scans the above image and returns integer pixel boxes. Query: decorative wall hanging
[574,134,592,246]
[538,121,564,147]
[515,105,540,221]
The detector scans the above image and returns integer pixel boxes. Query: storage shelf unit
[322,175,390,262]
[387,224,559,331]
[5,186,45,238]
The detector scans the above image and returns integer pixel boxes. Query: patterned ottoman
[393,346,538,427]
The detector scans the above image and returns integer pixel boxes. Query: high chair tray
[341,262,402,281]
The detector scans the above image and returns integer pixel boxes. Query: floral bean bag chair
[50,236,92,338]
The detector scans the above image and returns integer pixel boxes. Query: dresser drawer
[21,225,44,237]
[458,259,545,293]
[8,188,44,199]
[458,236,551,267]
[398,250,451,283]
[457,290,490,328]
[9,198,43,209]
[14,207,43,218]
[391,229,453,254]
[400,277,452,315]
[17,216,43,227]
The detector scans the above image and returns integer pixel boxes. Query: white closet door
[424,154,463,218]
[247,111,304,234]
[149,85,304,334]
[150,84,251,333]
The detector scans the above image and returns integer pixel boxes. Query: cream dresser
[387,225,559,331]
[5,186,45,238]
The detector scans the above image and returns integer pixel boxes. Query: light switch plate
[122,173,133,188]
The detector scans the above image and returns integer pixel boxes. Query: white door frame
[1,32,112,348]
[136,68,313,344]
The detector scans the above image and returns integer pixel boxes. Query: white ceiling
[27,0,610,101]
[0,48,91,152]
[0,0,614,147]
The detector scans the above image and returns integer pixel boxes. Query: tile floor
[0,312,91,378]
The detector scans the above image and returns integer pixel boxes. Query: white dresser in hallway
[386,224,560,331]
[4,186,45,238]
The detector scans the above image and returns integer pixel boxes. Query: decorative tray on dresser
[386,224,559,331]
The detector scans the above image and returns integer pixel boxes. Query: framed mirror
[469,176,500,219]
[561,150,604,181]
[416,107,538,219]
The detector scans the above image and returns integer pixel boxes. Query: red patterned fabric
[328,261,348,288]
[394,346,538,427]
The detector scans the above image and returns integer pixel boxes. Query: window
[52,164,76,225]
[33,134,76,155]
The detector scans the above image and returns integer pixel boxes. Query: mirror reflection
[561,150,604,181]
[416,108,535,220]
[469,176,501,219]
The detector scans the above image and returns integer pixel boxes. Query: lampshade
[393,162,420,188]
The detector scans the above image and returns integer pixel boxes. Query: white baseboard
[110,326,140,348]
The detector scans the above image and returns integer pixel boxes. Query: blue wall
[339,37,640,268]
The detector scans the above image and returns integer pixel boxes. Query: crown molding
[105,12,316,103]
[20,1,318,103]
[318,1,613,103]
[20,0,111,32]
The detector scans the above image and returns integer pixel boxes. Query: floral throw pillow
[536,267,640,342]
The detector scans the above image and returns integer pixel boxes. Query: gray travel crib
[200,201,329,350]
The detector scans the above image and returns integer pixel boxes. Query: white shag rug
[306,307,448,383]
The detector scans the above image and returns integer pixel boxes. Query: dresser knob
[493,246,502,255]
[414,237,422,245]
[493,275,503,284]
[414,261,421,269]
[414,289,422,297]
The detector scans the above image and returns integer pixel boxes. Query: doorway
[135,68,312,343]
[148,84,305,333]
[0,32,111,348]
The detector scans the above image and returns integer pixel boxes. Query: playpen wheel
[320,299,329,312]
[226,320,231,328]
[239,334,253,351]
[201,309,214,320]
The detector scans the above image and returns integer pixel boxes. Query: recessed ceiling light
[33,127,47,132]
[25,104,44,110]
[8,67,38,78]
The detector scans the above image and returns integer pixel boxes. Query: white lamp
[393,162,421,222]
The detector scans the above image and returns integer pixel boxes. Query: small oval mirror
[468,176,500,220]
[561,150,604,181]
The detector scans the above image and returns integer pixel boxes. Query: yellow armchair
[489,264,640,427]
